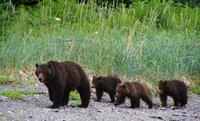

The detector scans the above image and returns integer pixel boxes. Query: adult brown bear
[91,76,122,102]
[35,61,90,108]
[114,82,153,109]
[158,80,187,107]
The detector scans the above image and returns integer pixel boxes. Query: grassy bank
[0,0,199,85]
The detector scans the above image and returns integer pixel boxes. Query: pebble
[0,84,200,121]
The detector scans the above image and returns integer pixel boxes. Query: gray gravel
[0,82,200,121]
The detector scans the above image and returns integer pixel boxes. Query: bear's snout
[37,73,45,82]
[114,101,118,106]
[38,78,43,82]
[91,84,95,88]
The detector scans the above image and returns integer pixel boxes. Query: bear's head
[35,61,57,84]
[114,82,129,106]
[91,76,103,88]
[158,80,168,95]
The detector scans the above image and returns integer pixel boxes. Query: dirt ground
[0,80,200,121]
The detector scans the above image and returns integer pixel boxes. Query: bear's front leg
[47,87,54,102]
[95,89,103,102]
[160,94,167,107]
[50,85,63,109]
[141,95,153,108]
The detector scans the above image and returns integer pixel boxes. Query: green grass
[69,91,81,105]
[0,90,24,100]
[0,0,199,86]
[27,79,36,85]
[191,81,200,95]
[0,90,45,100]
[69,91,80,101]
[192,88,200,95]
[0,75,11,85]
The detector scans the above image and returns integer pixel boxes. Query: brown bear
[91,76,122,102]
[114,81,153,109]
[158,80,187,107]
[35,60,90,108]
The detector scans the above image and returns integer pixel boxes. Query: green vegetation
[27,79,36,85]
[69,91,80,101]
[0,90,24,100]
[0,89,45,100]
[11,82,24,88]
[0,0,199,85]
[191,80,200,95]
[192,88,200,95]
[0,75,11,85]
[69,91,81,105]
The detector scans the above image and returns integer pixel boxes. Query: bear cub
[35,60,90,108]
[114,81,153,109]
[91,76,122,102]
[158,80,187,107]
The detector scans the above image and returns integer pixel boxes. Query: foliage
[0,90,45,100]
[0,0,199,84]
[191,80,200,95]
[69,91,80,101]
[0,90,24,100]
[192,88,200,95]
[27,79,36,85]
[0,75,11,85]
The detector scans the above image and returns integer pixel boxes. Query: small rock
[53,110,59,113]
[182,112,186,114]
[0,95,8,100]
[28,116,33,118]
[173,114,179,116]
[160,107,167,110]
[97,109,102,112]
[149,116,163,120]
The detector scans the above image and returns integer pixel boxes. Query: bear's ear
[35,63,39,68]
[160,80,166,84]
[160,80,164,83]
[92,76,96,79]
[47,62,51,68]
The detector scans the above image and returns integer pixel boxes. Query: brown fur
[35,61,90,108]
[114,82,153,109]
[91,76,122,102]
[158,80,187,107]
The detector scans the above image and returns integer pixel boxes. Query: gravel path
[0,82,200,121]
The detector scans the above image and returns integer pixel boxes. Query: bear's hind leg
[142,95,153,108]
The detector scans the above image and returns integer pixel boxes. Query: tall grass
[0,0,199,83]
